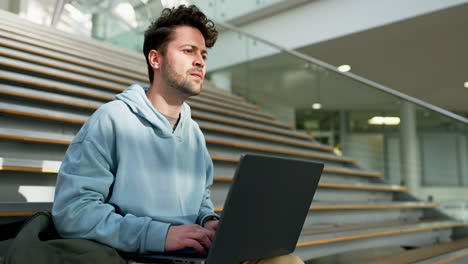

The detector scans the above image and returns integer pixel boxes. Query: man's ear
[148,50,161,70]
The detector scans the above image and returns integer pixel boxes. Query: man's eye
[202,55,207,60]
[184,49,192,53]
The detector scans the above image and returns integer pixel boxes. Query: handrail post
[50,0,66,27]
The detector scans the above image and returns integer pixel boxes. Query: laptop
[123,153,324,264]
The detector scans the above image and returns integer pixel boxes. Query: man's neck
[146,81,186,119]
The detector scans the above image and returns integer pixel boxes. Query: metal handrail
[215,20,468,125]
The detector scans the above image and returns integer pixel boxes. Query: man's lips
[190,72,203,80]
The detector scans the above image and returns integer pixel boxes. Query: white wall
[0,1,12,11]
[345,133,385,173]
[418,187,468,202]
[346,131,468,202]
[385,135,402,185]
[420,133,460,186]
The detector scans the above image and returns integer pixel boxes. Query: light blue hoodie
[52,84,218,253]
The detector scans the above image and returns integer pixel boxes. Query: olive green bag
[1,212,126,264]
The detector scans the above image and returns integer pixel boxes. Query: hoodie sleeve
[196,147,219,225]
[52,113,170,253]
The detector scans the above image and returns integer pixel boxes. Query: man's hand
[204,219,219,232]
[164,224,215,255]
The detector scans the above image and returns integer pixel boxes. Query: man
[52,5,302,264]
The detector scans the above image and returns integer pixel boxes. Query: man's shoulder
[187,119,208,145]
[187,118,202,133]
[97,100,128,115]
[91,100,136,122]
[73,101,130,142]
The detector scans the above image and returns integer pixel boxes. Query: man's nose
[193,55,205,68]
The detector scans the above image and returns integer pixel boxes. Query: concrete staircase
[1,10,467,262]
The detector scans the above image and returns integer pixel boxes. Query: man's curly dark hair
[143,5,218,83]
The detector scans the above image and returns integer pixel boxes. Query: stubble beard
[162,61,202,97]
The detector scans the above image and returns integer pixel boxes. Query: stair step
[197,120,324,150]
[0,10,143,62]
[0,19,145,74]
[202,85,245,102]
[205,136,355,164]
[362,237,468,264]
[188,96,275,120]
[1,55,126,93]
[211,179,401,204]
[0,30,147,82]
[0,157,380,185]
[0,100,325,152]
[2,45,267,117]
[214,202,439,213]
[0,84,103,110]
[0,202,52,217]
[213,177,406,192]
[419,250,468,264]
[198,88,251,107]
[0,127,74,145]
[0,22,250,106]
[298,220,462,246]
[294,220,467,260]
[0,126,353,164]
[0,70,116,100]
[0,159,396,204]
[0,44,138,86]
[0,76,295,129]
[211,156,381,178]
[0,157,398,192]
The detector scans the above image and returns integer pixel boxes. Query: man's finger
[203,227,215,240]
[193,225,214,241]
[197,225,215,240]
[185,239,206,255]
[191,229,212,249]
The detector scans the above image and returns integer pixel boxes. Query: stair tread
[1,55,127,93]
[0,44,139,86]
[0,70,116,99]
[0,30,147,82]
[210,155,381,177]
[213,202,440,213]
[1,10,143,61]
[0,156,382,183]
[0,156,402,191]
[0,127,75,142]
[205,135,355,163]
[0,32,259,109]
[213,177,406,191]
[0,99,326,151]
[0,125,354,163]
[0,19,145,73]
[297,220,468,247]
[3,53,265,120]
[1,73,294,129]
[362,237,468,264]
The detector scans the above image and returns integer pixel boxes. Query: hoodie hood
[115,84,191,138]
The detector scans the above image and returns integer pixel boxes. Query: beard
[161,61,202,97]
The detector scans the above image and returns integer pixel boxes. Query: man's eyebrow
[180,44,208,55]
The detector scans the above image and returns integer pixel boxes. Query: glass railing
[207,23,468,197]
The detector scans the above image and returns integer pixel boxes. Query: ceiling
[296,3,468,114]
